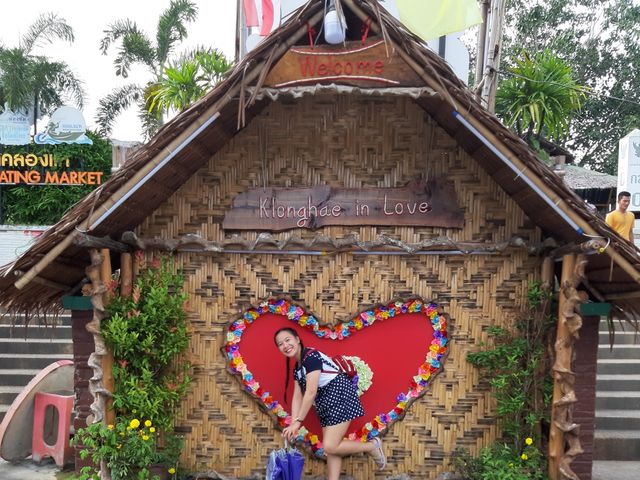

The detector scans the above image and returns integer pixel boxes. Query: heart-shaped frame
[224,298,448,457]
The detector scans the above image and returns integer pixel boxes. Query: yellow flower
[149,427,156,433]
[107,424,114,430]
[129,419,140,429]
[142,435,150,441]
[521,453,528,461]
[168,468,176,474]
[145,420,152,427]
[525,437,533,445]
[117,444,122,449]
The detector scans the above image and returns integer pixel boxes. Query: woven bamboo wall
[138,95,542,479]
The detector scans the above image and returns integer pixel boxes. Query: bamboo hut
[1,2,640,479]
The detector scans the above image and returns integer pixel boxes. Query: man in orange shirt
[606,191,635,242]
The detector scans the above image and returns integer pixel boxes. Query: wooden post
[100,249,115,427]
[549,254,586,480]
[120,253,133,297]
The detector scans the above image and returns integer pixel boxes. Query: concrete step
[0,368,41,386]
[0,404,8,424]
[592,461,640,480]
[0,324,72,340]
[596,410,640,430]
[0,314,71,327]
[597,392,640,410]
[0,338,72,355]
[597,374,640,392]
[0,353,73,370]
[600,331,640,345]
[597,359,640,375]
[599,344,640,360]
[594,430,640,460]
[0,385,23,405]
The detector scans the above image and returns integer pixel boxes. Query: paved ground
[2,458,640,479]
[592,461,640,480]
[0,458,72,480]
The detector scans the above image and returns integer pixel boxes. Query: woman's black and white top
[294,348,364,427]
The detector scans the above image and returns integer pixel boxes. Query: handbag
[266,440,304,480]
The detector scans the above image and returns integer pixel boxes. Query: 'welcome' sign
[264,39,423,89]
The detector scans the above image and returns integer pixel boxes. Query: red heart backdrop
[224,298,448,456]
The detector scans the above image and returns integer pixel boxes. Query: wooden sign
[264,39,424,89]
[223,180,464,231]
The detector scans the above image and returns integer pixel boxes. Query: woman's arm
[295,370,319,422]
[291,382,302,419]
[283,370,320,441]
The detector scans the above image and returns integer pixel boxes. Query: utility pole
[479,0,505,113]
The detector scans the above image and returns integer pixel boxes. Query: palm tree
[146,48,231,115]
[496,50,587,145]
[0,13,85,133]
[96,0,199,139]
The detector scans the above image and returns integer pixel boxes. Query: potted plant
[73,255,191,480]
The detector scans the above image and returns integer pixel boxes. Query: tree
[0,13,85,132]
[501,0,640,174]
[496,49,586,147]
[96,0,199,139]
[146,48,231,115]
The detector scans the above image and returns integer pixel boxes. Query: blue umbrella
[266,440,304,480]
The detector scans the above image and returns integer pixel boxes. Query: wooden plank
[264,38,424,88]
[222,179,464,231]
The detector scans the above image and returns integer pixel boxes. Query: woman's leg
[322,421,377,456]
[322,422,387,475]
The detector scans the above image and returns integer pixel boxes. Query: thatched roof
[563,165,617,191]
[2,0,640,321]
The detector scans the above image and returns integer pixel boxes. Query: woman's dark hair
[274,327,304,404]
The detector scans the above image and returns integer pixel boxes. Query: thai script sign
[264,39,423,89]
[0,152,103,185]
[0,108,31,145]
[223,180,464,231]
[617,128,640,211]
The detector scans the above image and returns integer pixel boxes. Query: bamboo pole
[474,0,490,88]
[480,0,505,112]
[342,0,640,287]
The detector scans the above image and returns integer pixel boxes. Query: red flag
[260,0,275,36]
[243,0,259,27]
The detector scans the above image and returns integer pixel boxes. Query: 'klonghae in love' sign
[223,180,464,231]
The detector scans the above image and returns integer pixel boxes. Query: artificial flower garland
[224,298,448,457]
[346,355,373,396]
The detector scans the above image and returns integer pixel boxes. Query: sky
[1,0,238,142]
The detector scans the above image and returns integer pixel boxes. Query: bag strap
[301,348,340,375]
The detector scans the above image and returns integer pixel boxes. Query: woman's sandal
[369,437,387,470]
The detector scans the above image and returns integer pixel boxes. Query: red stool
[31,391,74,467]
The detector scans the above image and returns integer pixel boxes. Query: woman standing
[274,327,386,479]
